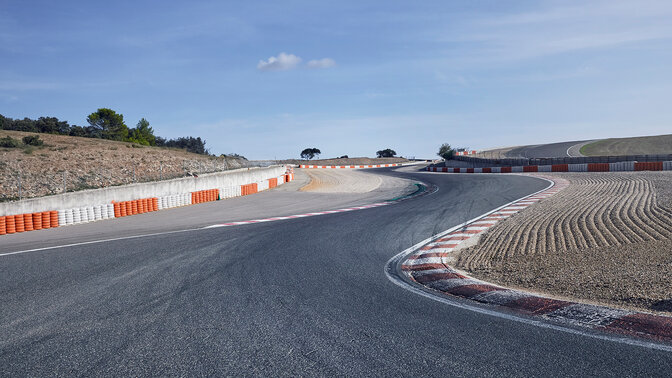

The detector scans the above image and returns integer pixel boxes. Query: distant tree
[128,118,156,146]
[159,136,209,155]
[376,148,396,158]
[86,108,129,141]
[35,116,70,134]
[11,118,38,132]
[69,125,88,137]
[0,114,9,130]
[437,143,454,160]
[338,155,349,159]
[300,147,321,160]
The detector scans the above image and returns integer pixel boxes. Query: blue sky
[2,1,671,159]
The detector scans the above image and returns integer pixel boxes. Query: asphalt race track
[1,167,670,376]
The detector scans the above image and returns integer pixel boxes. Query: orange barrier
[114,202,121,217]
[152,197,158,211]
[269,178,278,189]
[23,213,34,232]
[190,189,219,204]
[482,167,492,173]
[0,216,5,235]
[6,216,16,234]
[523,165,538,172]
[50,211,58,227]
[42,211,51,229]
[132,200,138,215]
[33,213,42,230]
[15,214,25,233]
[467,168,474,173]
[588,163,609,172]
[634,162,663,171]
[241,183,258,196]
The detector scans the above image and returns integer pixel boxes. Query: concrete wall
[1,165,287,216]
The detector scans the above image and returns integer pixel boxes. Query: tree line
[0,108,210,155]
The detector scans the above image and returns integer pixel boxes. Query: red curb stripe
[460,229,484,234]
[419,243,458,251]
[444,284,505,298]
[414,272,466,283]
[401,263,447,271]
[436,235,471,242]
[505,296,572,315]
[407,252,447,259]
[604,313,672,341]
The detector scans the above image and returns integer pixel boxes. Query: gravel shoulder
[299,168,418,198]
[456,172,672,314]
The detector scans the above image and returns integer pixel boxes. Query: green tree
[437,143,454,160]
[128,118,156,146]
[376,148,396,158]
[86,108,128,141]
[300,147,321,160]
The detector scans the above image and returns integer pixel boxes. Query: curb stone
[399,174,672,344]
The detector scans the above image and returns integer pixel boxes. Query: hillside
[0,130,248,202]
[580,134,672,156]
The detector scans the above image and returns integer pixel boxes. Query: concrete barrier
[0,166,286,216]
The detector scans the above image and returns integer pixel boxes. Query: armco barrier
[427,160,672,174]
[1,166,295,236]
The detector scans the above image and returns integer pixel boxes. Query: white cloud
[257,52,302,71]
[306,58,336,69]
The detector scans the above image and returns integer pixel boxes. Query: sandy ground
[297,168,417,198]
[0,130,247,201]
[456,172,672,314]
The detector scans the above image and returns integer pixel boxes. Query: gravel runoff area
[456,172,672,314]
[299,168,417,197]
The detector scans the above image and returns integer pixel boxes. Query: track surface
[1,168,670,376]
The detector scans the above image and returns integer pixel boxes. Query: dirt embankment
[0,130,248,202]
[580,134,672,156]
[457,172,672,313]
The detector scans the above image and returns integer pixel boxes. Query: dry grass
[580,134,672,156]
[456,172,672,313]
[0,130,247,201]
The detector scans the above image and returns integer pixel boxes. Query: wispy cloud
[257,52,302,71]
[425,0,672,64]
[306,58,336,69]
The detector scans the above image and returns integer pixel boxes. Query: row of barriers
[0,211,59,235]
[426,161,672,174]
[0,171,295,236]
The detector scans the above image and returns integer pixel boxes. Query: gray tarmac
[1,167,670,376]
